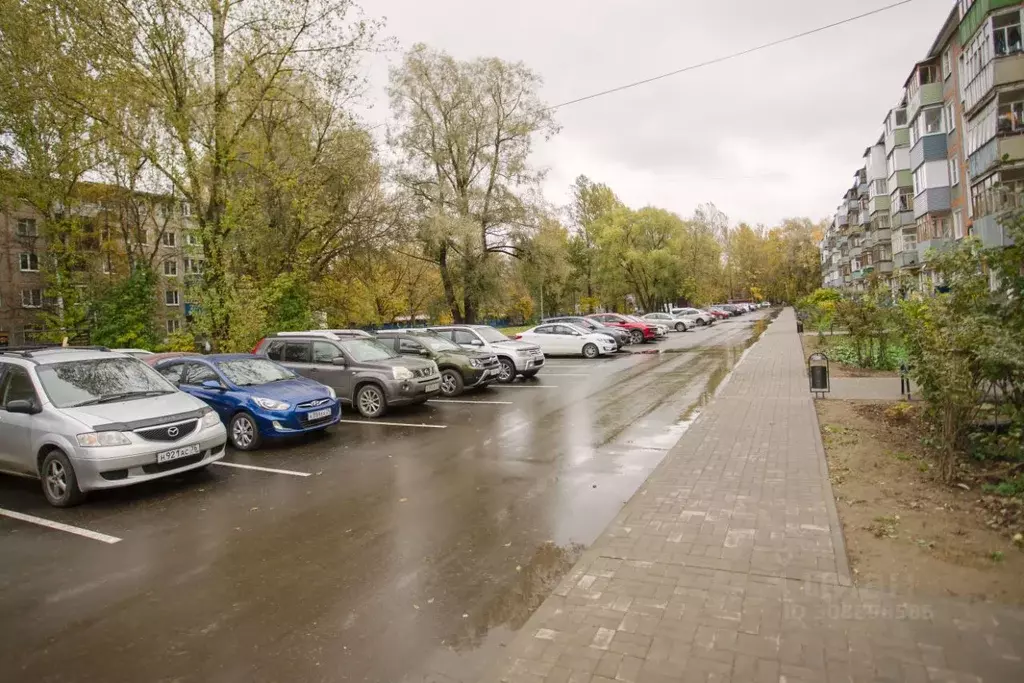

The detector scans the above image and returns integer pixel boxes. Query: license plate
[156,443,201,464]
[426,381,440,392]
[307,408,332,421]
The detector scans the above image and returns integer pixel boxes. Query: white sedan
[642,312,695,332]
[517,323,618,358]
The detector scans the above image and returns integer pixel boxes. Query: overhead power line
[545,0,919,111]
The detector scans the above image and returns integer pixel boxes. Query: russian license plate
[156,443,201,464]
[426,381,441,392]
[307,408,332,421]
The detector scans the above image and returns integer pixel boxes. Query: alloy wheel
[441,372,458,395]
[232,416,255,448]
[497,358,515,383]
[45,460,67,500]
[583,343,598,359]
[358,387,383,416]
[630,329,644,344]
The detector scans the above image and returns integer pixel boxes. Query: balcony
[858,182,869,198]
[869,195,891,214]
[891,210,915,228]
[874,228,892,243]
[887,169,913,190]
[910,134,948,171]
[918,238,952,262]
[969,135,1024,178]
[973,213,1018,247]
[837,213,849,227]
[885,127,910,152]
[907,83,943,124]
[851,269,865,281]
[914,188,951,219]
[894,250,920,269]
[850,245,863,258]
[859,210,870,226]
[877,261,895,274]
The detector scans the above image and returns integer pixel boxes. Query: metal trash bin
[796,320,804,333]
[808,353,829,397]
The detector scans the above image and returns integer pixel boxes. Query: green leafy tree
[89,267,159,349]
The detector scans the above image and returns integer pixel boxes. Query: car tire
[699,319,708,326]
[674,322,686,332]
[582,343,599,359]
[521,370,539,379]
[355,384,387,418]
[229,412,262,451]
[629,329,644,345]
[440,369,464,397]
[40,449,85,508]
[496,357,516,384]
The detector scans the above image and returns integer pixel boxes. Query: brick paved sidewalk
[483,308,1024,683]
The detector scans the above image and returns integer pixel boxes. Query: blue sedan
[151,354,341,450]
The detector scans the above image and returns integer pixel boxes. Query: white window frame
[19,252,39,272]
[166,318,181,334]
[162,231,176,247]
[942,50,952,80]
[102,254,113,275]
[184,258,203,275]
[180,201,191,217]
[945,102,956,131]
[184,232,199,247]
[953,210,964,239]
[21,289,43,308]
[993,11,1023,57]
[949,158,960,186]
[163,259,178,276]
[165,290,180,306]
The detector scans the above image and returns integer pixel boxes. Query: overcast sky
[356,0,953,227]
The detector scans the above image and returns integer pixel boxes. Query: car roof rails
[273,331,342,340]
[376,328,437,335]
[0,344,110,359]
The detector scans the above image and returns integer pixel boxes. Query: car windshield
[36,358,176,408]
[339,338,398,361]
[217,359,296,386]
[473,327,511,343]
[414,335,461,352]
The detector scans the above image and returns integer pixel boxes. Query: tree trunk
[463,292,477,324]
[438,243,462,323]
[205,0,230,348]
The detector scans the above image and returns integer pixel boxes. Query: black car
[542,316,630,349]
[374,330,502,397]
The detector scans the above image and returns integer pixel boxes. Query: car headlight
[515,348,531,356]
[253,397,290,411]
[392,366,414,380]
[76,431,131,447]
[326,386,337,399]
[469,358,483,368]
[201,409,221,428]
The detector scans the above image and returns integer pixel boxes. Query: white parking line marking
[336,419,447,429]
[0,508,122,544]
[213,462,312,477]
[429,399,514,405]
[538,373,588,377]
[494,385,560,389]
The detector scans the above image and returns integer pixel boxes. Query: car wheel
[520,370,539,379]
[496,357,516,383]
[629,329,644,345]
[440,369,464,397]
[40,449,85,508]
[582,343,599,359]
[229,412,262,451]
[355,384,387,418]
[674,322,686,332]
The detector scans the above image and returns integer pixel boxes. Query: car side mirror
[331,357,346,366]
[469,339,484,346]
[419,348,430,356]
[201,380,225,391]
[5,399,40,415]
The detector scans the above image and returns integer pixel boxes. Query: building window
[133,229,148,246]
[102,254,113,274]
[953,210,964,239]
[895,109,907,127]
[184,258,203,275]
[165,290,180,306]
[184,232,199,246]
[913,168,924,196]
[21,289,43,308]
[942,50,952,79]
[949,159,960,186]
[163,259,178,276]
[16,218,38,237]
[945,103,956,131]
[166,318,181,334]
[924,108,943,135]
[994,12,1022,57]
[180,202,191,217]
[19,252,39,272]
[162,232,176,247]
[872,179,887,195]
[997,99,1024,134]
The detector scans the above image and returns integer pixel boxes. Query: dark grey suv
[253,332,440,418]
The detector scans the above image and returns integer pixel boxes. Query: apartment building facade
[821,0,1022,294]
[0,190,200,347]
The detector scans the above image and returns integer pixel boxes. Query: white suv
[429,325,545,382]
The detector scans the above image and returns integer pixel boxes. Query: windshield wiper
[70,390,173,406]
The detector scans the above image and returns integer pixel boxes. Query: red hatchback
[586,313,657,345]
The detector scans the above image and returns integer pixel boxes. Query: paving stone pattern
[483,309,1024,683]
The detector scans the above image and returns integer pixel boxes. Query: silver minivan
[0,347,227,507]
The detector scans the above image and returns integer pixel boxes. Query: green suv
[374,330,501,397]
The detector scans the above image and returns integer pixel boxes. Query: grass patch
[868,514,900,539]
[983,475,1024,497]
[497,325,533,336]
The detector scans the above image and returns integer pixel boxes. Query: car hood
[491,339,541,353]
[362,356,436,371]
[243,378,334,402]
[61,390,207,429]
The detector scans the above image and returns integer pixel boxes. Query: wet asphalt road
[0,313,770,683]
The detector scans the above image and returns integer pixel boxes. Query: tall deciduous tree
[388,44,559,323]
[567,175,621,308]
